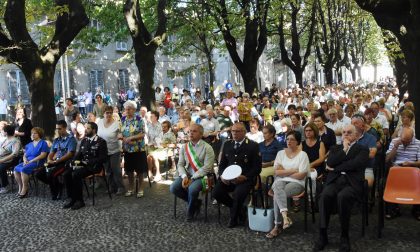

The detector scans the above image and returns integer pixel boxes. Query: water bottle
[44,163,50,173]
[203,175,209,190]
[73,160,80,170]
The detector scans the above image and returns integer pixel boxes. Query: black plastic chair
[266,175,315,232]
[84,167,112,206]
[216,175,262,225]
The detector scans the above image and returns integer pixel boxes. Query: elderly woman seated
[14,127,49,198]
[0,125,22,194]
[275,118,293,149]
[266,131,310,239]
[147,119,176,182]
[246,118,264,143]
[259,124,283,183]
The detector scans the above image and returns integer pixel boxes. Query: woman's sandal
[266,227,281,239]
[283,217,293,230]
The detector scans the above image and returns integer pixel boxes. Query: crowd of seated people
[0,82,419,250]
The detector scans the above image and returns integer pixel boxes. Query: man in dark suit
[313,124,369,252]
[63,122,108,210]
[213,122,262,228]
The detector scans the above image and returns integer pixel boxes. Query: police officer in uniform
[213,122,262,228]
[63,122,108,210]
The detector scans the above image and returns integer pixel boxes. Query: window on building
[167,35,177,43]
[55,70,75,97]
[116,41,128,51]
[183,73,192,89]
[7,70,30,105]
[89,70,104,92]
[118,69,130,91]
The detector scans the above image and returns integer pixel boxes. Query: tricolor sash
[185,142,203,172]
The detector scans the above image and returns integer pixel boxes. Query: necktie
[235,142,240,149]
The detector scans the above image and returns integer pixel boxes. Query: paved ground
[1,177,419,252]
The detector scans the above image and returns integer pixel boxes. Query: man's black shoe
[238,206,247,223]
[63,200,76,209]
[339,237,350,252]
[71,201,85,210]
[312,235,329,251]
[186,215,194,222]
[194,199,202,217]
[227,219,238,228]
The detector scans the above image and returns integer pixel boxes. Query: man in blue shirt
[127,87,136,101]
[351,114,377,188]
[36,120,77,200]
[167,102,179,125]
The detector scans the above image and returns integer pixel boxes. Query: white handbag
[248,176,274,233]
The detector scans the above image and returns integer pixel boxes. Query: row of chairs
[5,158,113,206]
[172,170,371,237]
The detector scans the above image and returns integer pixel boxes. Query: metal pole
[227,57,231,81]
[60,57,66,99]
[65,54,70,98]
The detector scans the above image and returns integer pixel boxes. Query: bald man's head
[401,127,414,146]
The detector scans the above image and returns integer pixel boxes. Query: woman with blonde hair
[392,109,415,139]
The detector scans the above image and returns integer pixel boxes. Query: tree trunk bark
[350,68,356,82]
[336,68,343,83]
[241,64,259,94]
[24,64,57,138]
[293,68,304,89]
[135,48,157,111]
[357,66,362,81]
[205,52,215,101]
[402,42,420,137]
[393,58,408,101]
[324,67,334,85]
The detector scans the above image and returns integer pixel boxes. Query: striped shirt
[386,137,420,164]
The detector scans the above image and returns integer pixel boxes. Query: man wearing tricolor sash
[170,124,215,221]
